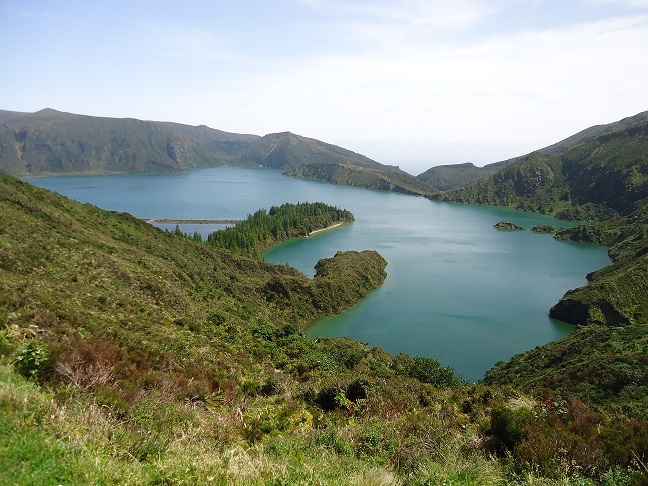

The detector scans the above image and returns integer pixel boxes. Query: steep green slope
[539,109,648,155]
[485,324,648,418]
[434,121,648,219]
[238,131,383,170]
[416,160,510,192]
[549,201,648,326]
[417,110,648,192]
[0,108,259,175]
[285,162,436,196]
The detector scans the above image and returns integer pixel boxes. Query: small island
[493,221,527,231]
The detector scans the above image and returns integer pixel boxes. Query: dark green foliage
[206,202,354,255]
[392,354,463,387]
[493,221,526,231]
[435,121,648,218]
[485,324,648,417]
[531,224,556,233]
[13,340,49,378]
[551,202,648,326]
[488,406,533,454]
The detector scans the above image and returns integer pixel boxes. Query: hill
[238,131,383,170]
[0,108,259,175]
[0,109,436,195]
[285,162,436,196]
[239,131,436,196]
[416,160,510,192]
[433,120,648,219]
[539,109,648,155]
[417,110,648,192]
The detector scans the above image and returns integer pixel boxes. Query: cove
[26,167,611,382]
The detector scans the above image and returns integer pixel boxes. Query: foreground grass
[1,361,505,485]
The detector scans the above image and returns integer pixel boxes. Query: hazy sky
[2,0,648,174]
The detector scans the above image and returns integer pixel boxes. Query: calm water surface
[27,168,610,381]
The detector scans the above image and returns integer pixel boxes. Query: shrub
[14,340,49,378]
[393,354,462,387]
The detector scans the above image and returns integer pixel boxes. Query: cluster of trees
[204,202,354,255]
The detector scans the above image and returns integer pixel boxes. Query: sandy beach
[308,221,347,236]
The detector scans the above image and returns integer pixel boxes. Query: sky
[2,0,648,174]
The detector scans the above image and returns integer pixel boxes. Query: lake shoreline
[150,218,242,224]
[308,221,347,236]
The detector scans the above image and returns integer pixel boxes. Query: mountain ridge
[0,108,434,195]
[417,109,648,192]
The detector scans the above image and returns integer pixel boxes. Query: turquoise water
[27,167,611,381]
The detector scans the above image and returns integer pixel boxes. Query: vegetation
[205,202,354,256]
[2,172,646,483]
[0,108,259,175]
[430,120,648,331]
[416,109,648,193]
[434,121,648,220]
[550,201,648,326]
[416,161,511,192]
[493,221,527,231]
[285,162,436,196]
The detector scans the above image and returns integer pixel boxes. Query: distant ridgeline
[417,109,648,193]
[0,108,433,196]
[203,202,354,256]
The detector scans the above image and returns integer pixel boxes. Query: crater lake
[27,167,611,381]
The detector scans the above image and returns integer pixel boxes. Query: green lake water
[27,167,611,381]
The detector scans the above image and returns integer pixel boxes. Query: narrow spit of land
[308,221,347,236]
[152,219,242,224]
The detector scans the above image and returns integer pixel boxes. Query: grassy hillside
[539,109,648,155]
[485,323,648,418]
[0,109,259,175]
[549,201,648,326]
[285,162,436,196]
[238,132,383,170]
[416,161,510,192]
[417,110,648,193]
[3,173,647,484]
[433,121,648,219]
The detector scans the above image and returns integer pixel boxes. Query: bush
[393,354,462,387]
[14,340,49,378]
